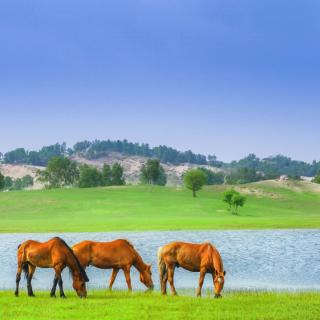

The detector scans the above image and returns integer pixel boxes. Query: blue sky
[1,0,319,162]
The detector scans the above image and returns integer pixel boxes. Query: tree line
[2,140,320,180]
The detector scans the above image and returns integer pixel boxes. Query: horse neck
[65,249,81,277]
[210,246,223,272]
[133,251,147,273]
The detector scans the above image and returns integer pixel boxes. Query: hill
[71,152,221,186]
[0,180,319,233]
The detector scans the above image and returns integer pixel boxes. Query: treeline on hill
[1,140,211,166]
[1,141,320,183]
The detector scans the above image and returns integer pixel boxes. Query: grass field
[0,180,320,232]
[1,290,319,320]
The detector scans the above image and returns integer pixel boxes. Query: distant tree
[140,159,167,185]
[225,167,262,184]
[37,157,79,188]
[155,165,167,186]
[312,171,320,184]
[223,189,246,215]
[198,168,224,185]
[4,176,13,190]
[4,148,28,164]
[12,178,23,190]
[21,175,34,188]
[73,140,92,153]
[101,163,112,186]
[78,164,102,188]
[0,172,4,190]
[111,163,125,185]
[232,194,246,215]
[183,169,207,197]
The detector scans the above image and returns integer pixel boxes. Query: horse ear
[223,271,226,276]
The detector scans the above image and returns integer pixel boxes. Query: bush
[78,165,103,188]
[223,189,246,215]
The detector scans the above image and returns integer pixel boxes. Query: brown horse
[158,241,226,298]
[15,237,89,298]
[72,239,154,291]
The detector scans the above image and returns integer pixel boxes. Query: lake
[1,230,320,292]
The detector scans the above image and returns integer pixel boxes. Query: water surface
[1,230,319,292]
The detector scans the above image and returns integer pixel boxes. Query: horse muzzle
[214,294,222,299]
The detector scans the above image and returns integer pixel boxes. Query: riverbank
[1,290,319,320]
[1,181,320,233]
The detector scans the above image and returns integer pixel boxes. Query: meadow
[0,180,319,232]
[1,290,319,320]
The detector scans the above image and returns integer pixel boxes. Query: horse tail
[22,262,29,279]
[17,242,29,279]
[157,246,167,291]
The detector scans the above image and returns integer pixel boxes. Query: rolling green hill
[0,180,319,233]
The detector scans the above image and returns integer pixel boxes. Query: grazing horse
[158,241,226,298]
[72,239,154,291]
[15,237,89,298]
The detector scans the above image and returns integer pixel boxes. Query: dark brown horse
[15,237,89,298]
[158,241,226,298]
[72,239,154,291]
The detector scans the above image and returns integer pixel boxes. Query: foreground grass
[0,181,320,232]
[1,290,319,320]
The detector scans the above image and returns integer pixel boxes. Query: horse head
[139,264,154,290]
[72,270,88,298]
[213,270,226,298]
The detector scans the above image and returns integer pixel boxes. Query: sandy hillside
[71,152,222,186]
[0,164,45,189]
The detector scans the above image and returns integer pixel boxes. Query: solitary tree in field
[223,189,246,215]
[184,169,206,197]
[231,194,246,214]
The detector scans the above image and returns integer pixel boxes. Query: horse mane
[55,237,89,282]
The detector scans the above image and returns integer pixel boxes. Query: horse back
[73,239,137,269]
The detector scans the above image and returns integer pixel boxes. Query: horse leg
[161,268,168,295]
[58,278,66,298]
[53,265,66,298]
[123,267,132,291]
[109,268,119,290]
[168,265,177,296]
[14,265,22,297]
[27,265,36,297]
[50,276,58,297]
[196,268,206,297]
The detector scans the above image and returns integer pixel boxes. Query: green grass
[1,290,319,320]
[0,181,320,232]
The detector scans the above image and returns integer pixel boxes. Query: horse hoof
[50,294,56,298]
[60,295,67,299]
[14,292,18,297]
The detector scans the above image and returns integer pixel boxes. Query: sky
[0,0,320,162]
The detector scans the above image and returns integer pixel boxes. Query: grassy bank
[1,290,319,320]
[0,181,320,233]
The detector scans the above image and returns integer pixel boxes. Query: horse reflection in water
[158,241,226,298]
